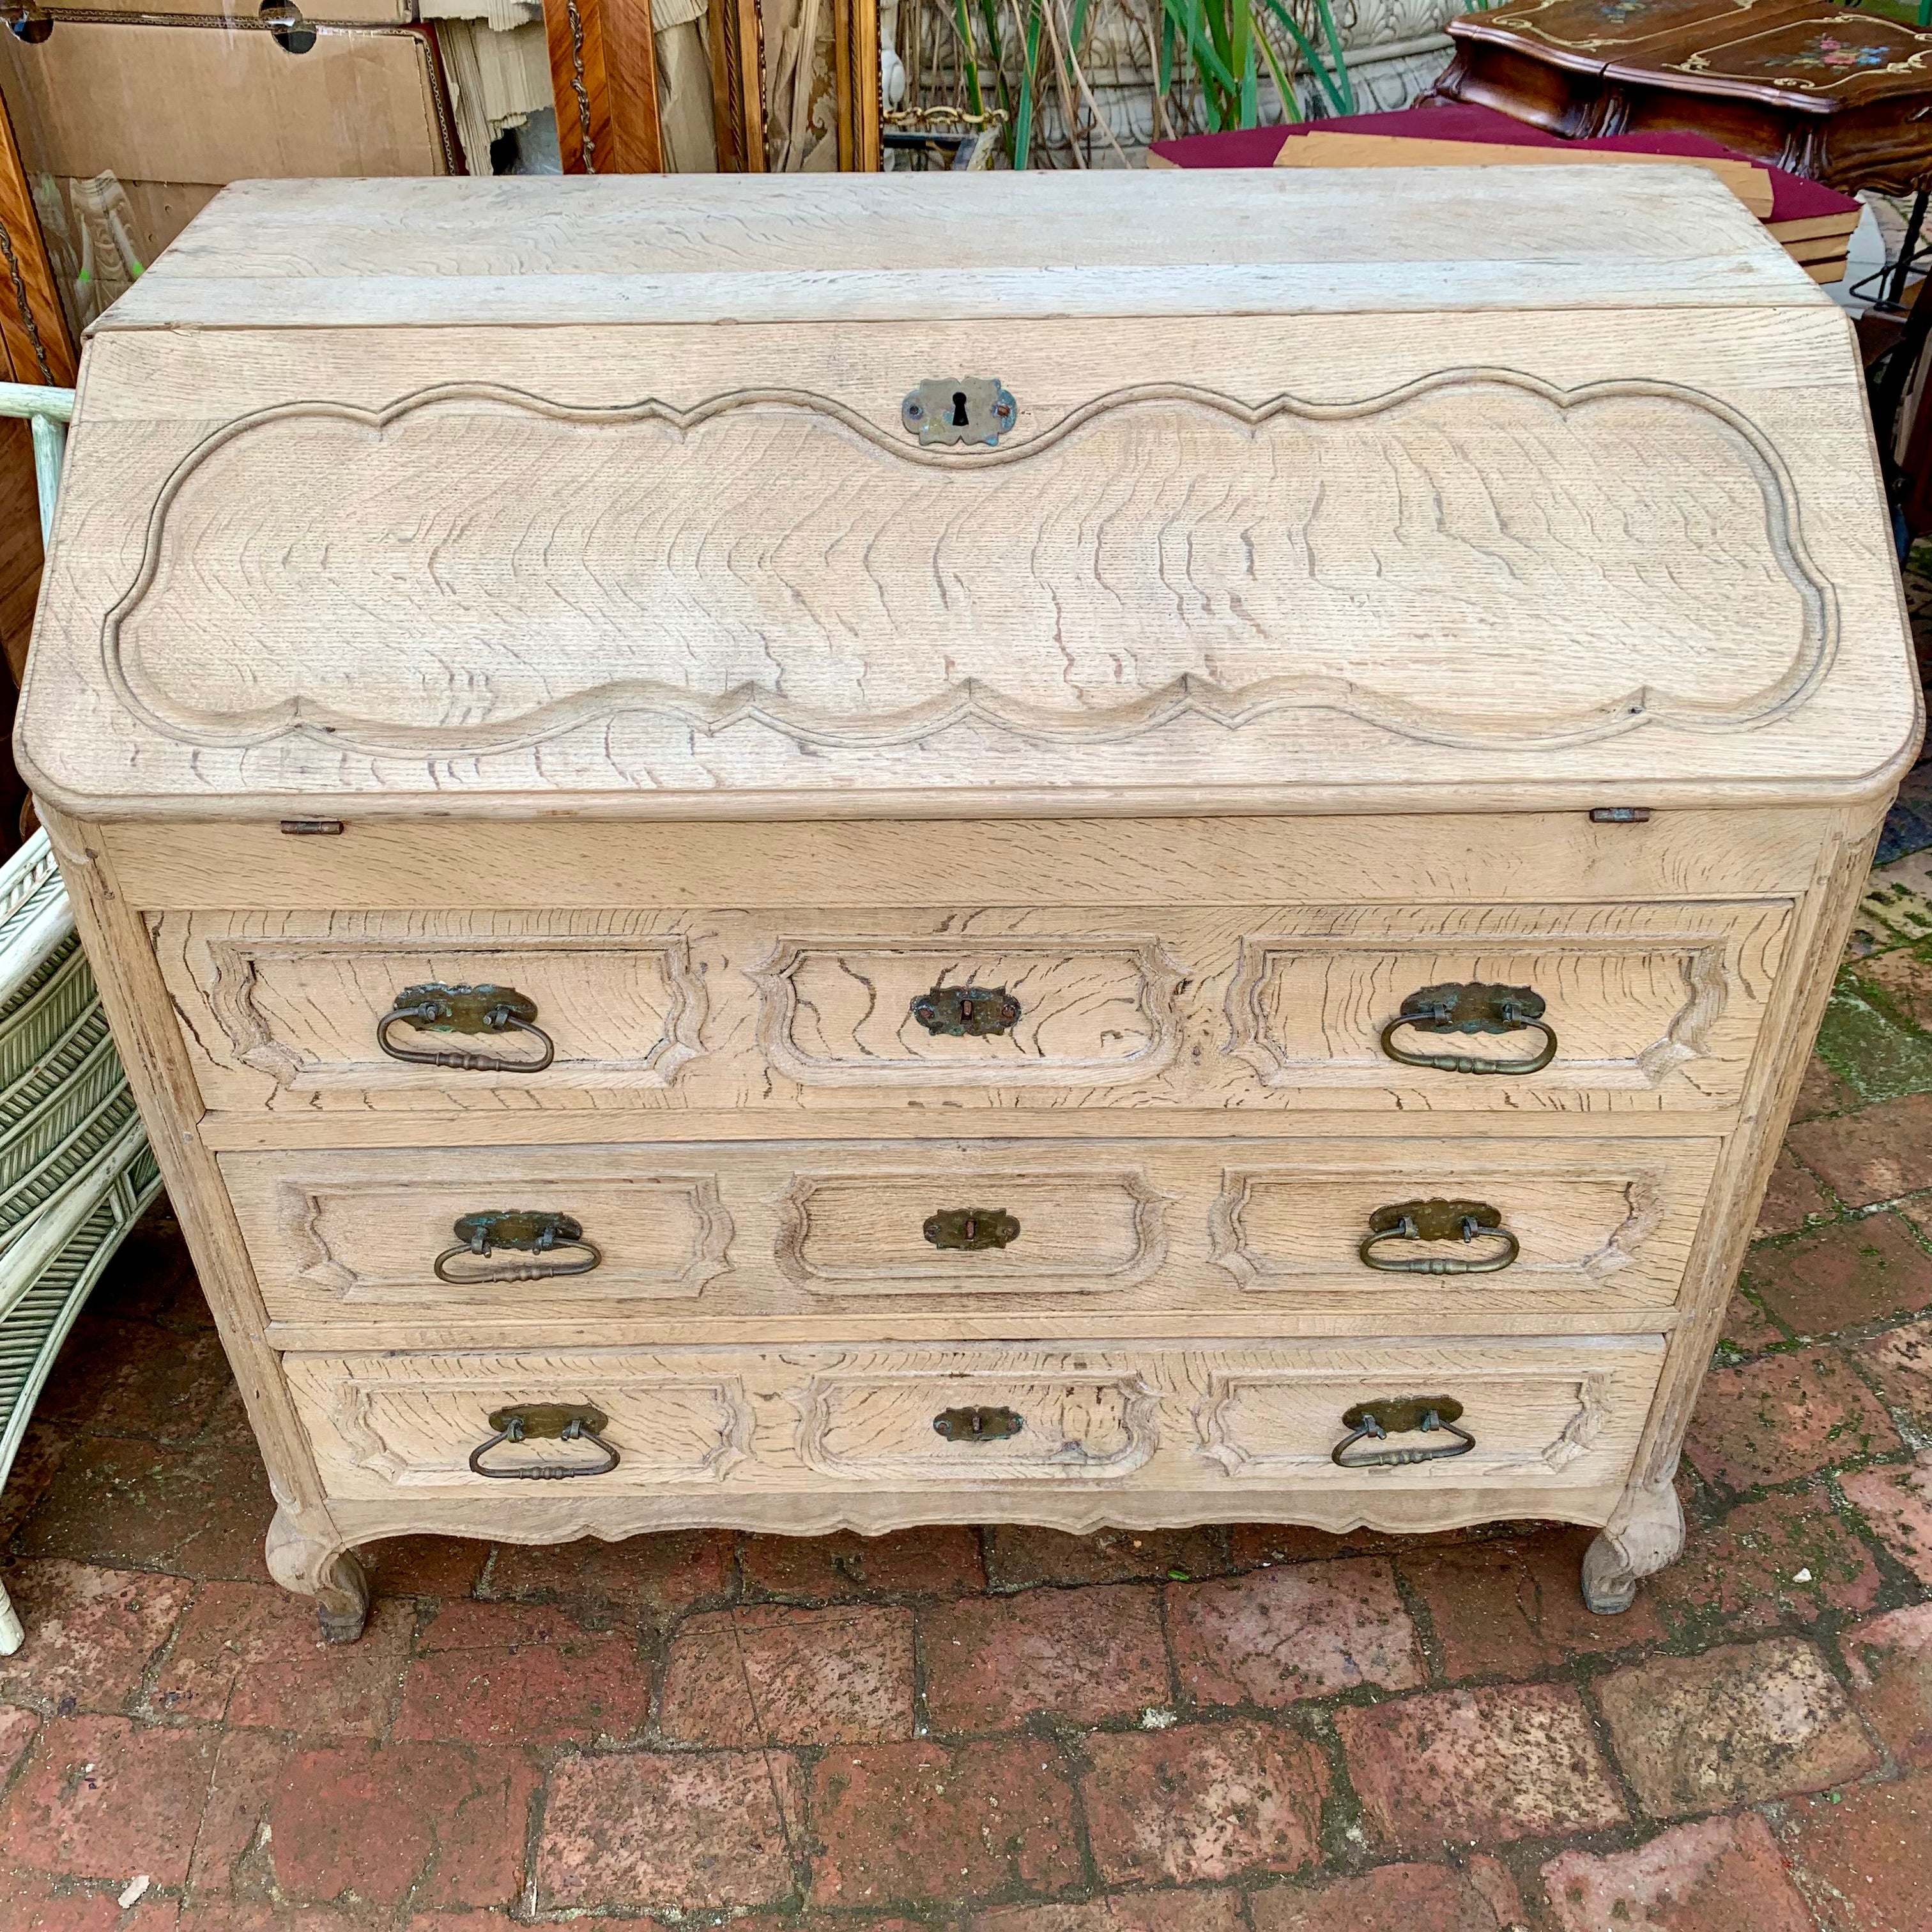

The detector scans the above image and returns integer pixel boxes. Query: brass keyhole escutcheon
[901,377,1018,447]
[924,1207,1020,1251]
[912,984,1021,1037]
[933,1404,1025,1443]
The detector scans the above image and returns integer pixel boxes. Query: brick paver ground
[9,601,1932,1930]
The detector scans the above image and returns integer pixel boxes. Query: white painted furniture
[13,170,1919,1639]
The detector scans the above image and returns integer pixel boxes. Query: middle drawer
[222,1136,1720,1331]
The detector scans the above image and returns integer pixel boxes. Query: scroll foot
[1581,1473,1683,1614]
[264,1505,371,1644]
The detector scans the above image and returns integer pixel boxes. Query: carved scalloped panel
[794,1367,1161,1482]
[104,374,1832,763]
[150,911,706,1111]
[1195,1350,1658,1487]
[749,935,1184,1089]
[287,1362,754,1495]
[222,1159,733,1320]
[1226,900,1792,1110]
[1207,1146,1716,1305]
[775,1167,1170,1296]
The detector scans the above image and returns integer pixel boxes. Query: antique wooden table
[1430,0,1932,195]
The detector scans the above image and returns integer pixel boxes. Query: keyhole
[950,390,970,427]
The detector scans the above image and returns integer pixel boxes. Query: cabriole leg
[1581,1470,1684,1614]
[265,1504,371,1644]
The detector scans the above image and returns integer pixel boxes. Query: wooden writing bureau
[13,171,1920,1638]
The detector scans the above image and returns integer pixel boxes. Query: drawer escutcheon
[910,983,1022,1037]
[933,1404,1025,1443]
[923,1206,1021,1251]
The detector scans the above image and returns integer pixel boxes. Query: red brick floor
[13,843,1932,1929]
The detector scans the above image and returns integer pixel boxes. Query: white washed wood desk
[13,169,1920,1640]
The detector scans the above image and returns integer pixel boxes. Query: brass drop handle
[468,1402,620,1480]
[912,984,1022,1037]
[376,981,556,1073]
[1358,1198,1520,1275]
[934,1404,1025,1442]
[924,1207,1021,1251]
[1379,981,1556,1076]
[1331,1397,1475,1469]
[434,1210,602,1285]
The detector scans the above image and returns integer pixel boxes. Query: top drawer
[150,900,1791,1117]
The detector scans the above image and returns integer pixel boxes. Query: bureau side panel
[36,806,342,1550]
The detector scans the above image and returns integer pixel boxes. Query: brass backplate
[901,377,1018,447]
[933,1404,1025,1442]
[486,1401,610,1440]
[911,984,1021,1037]
[1367,1198,1503,1241]
[394,983,539,1034]
[924,1207,1021,1251]
[1398,981,1545,1036]
[1340,1395,1465,1434]
[452,1209,583,1254]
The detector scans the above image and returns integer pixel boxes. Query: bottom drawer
[284,1336,1665,1501]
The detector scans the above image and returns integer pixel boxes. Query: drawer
[282,1336,1666,1500]
[158,900,1790,1117]
[224,1137,1717,1331]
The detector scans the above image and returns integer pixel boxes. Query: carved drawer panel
[775,1164,1169,1298]
[284,1351,756,1496]
[151,911,705,1112]
[793,1360,1162,1483]
[1192,1335,1664,1489]
[282,1336,1664,1500]
[222,1147,734,1321]
[749,933,1182,1088]
[1207,1143,1717,1309]
[1223,900,1791,1112]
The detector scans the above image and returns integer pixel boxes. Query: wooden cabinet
[13,170,1920,1639]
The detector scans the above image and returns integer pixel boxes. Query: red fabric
[1147,102,1859,223]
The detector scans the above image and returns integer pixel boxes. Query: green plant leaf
[953,0,984,115]
[1255,18,1300,120]
[1013,0,1045,167]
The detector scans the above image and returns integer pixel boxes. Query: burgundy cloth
[1148,101,1860,223]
